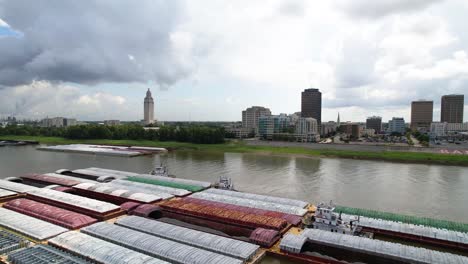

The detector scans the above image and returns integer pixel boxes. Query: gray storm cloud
[0,0,193,87]
[335,0,443,19]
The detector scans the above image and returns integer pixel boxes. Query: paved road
[246,140,468,154]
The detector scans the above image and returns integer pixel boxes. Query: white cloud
[0,81,134,120]
[0,18,9,27]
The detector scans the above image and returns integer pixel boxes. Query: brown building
[441,94,464,123]
[242,106,271,134]
[411,100,433,131]
[366,116,382,134]
[301,88,322,125]
[340,123,361,139]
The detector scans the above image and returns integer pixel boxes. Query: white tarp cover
[0,180,38,193]
[300,228,468,264]
[0,188,16,198]
[279,233,307,254]
[341,214,468,245]
[82,222,243,264]
[205,188,308,208]
[84,167,211,188]
[26,188,119,213]
[0,208,67,241]
[49,231,169,264]
[116,216,259,260]
[74,182,164,203]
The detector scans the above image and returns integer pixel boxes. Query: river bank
[2,135,468,166]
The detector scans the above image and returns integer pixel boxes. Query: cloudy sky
[1,0,468,122]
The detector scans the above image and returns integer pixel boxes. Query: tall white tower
[143,88,155,124]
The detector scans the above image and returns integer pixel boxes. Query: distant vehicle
[455,141,461,145]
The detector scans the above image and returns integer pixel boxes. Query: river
[1,145,467,263]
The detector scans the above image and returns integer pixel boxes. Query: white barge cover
[49,231,169,264]
[74,182,166,203]
[38,144,142,157]
[190,192,308,216]
[71,169,127,180]
[0,208,67,241]
[85,167,211,188]
[85,167,141,177]
[299,228,468,264]
[82,222,243,264]
[0,189,17,198]
[26,188,120,214]
[342,214,468,245]
[0,180,38,193]
[116,216,260,260]
[205,188,308,208]
[111,179,189,197]
[137,174,212,188]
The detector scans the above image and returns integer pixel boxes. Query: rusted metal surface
[160,199,287,230]
[249,228,280,247]
[185,197,302,225]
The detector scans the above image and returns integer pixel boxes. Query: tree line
[0,124,225,144]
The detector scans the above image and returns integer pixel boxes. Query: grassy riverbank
[2,135,468,166]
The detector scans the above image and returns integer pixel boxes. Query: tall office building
[242,106,271,134]
[441,94,464,123]
[143,88,155,125]
[411,100,433,131]
[301,88,322,125]
[366,116,382,134]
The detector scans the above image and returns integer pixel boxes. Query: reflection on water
[1,146,468,264]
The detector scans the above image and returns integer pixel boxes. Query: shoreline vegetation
[3,135,468,166]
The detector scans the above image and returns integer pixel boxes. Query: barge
[0,166,467,264]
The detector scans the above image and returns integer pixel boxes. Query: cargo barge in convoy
[0,167,467,264]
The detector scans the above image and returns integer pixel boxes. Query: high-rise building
[301,88,322,125]
[411,100,433,131]
[441,94,464,123]
[143,88,155,125]
[388,117,406,134]
[366,116,382,134]
[242,106,271,134]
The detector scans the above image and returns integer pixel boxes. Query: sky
[1,0,468,122]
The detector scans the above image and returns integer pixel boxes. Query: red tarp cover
[20,174,81,187]
[4,198,98,229]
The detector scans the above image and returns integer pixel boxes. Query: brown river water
[1,145,467,263]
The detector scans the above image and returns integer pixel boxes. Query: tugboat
[303,201,361,235]
[149,164,175,178]
[214,176,237,191]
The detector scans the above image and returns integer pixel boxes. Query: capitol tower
[143,88,155,125]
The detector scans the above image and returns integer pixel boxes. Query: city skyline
[1,1,468,122]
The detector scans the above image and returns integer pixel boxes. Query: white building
[388,117,406,134]
[361,128,375,137]
[295,117,319,142]
[321,121,337,136]
[430,122,448,138]
[242,106,271,135]
[143,88,155,125]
